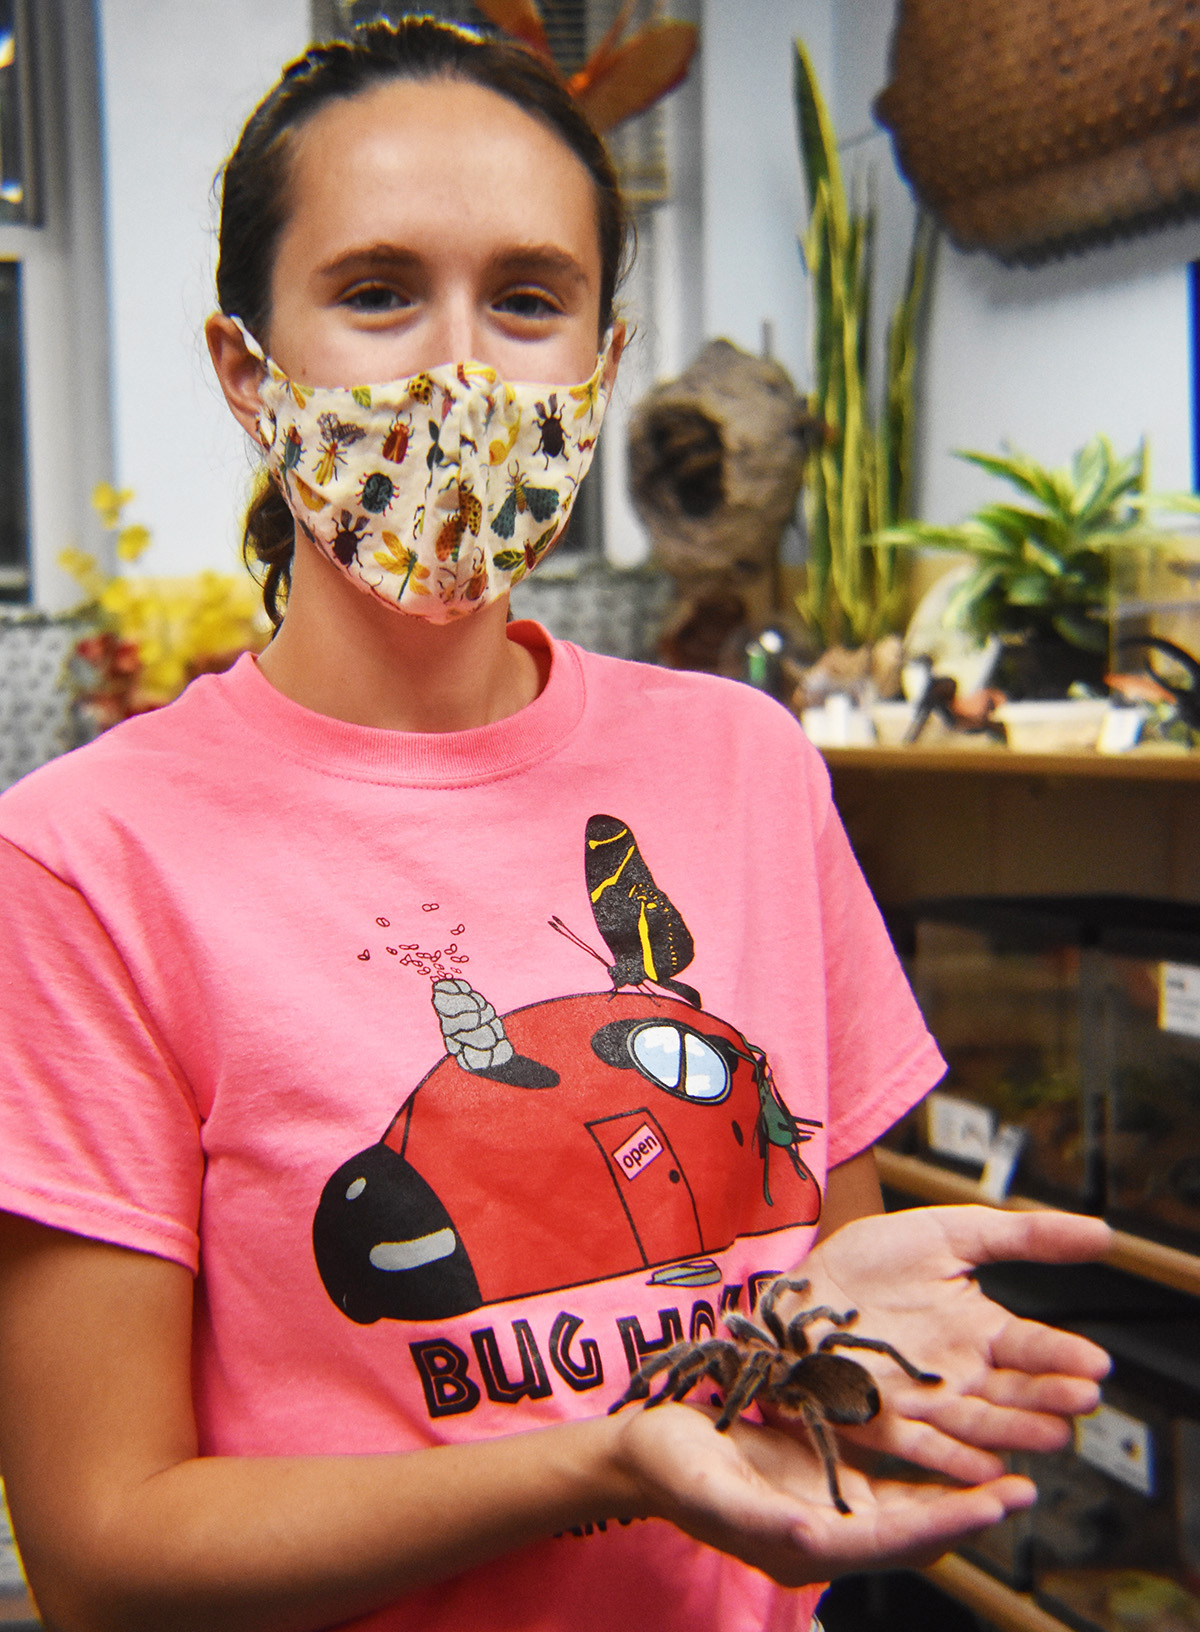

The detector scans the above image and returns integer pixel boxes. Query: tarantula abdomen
[608,1273,942,1514]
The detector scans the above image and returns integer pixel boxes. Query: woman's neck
[255,536,547,732]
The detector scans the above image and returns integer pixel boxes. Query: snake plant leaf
[881,214,935,527]
[793,39,844,236]
[794,36,929,649]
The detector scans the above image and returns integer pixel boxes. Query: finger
[843,1413,1008,1486]
[933,1206,1112,1272]
[906,1391,1075,1454]
[793,1476,1037,1576]
[968,1367,1103,1416]
[990,1316,1111,1381]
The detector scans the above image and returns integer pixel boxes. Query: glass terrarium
[882,899,1101,1210]
[1030,1323,1200,1632]
[1110,536,1200,677]
[1102,923,1200,1252]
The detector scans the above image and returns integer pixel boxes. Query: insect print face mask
[235,319,620,624]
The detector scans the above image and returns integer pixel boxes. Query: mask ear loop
[230,314,268,365]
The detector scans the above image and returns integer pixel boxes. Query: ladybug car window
[628,1023,730,1103]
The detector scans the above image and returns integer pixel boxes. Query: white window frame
[0,0,113,610]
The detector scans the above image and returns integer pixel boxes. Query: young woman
[0,19,1109,1632]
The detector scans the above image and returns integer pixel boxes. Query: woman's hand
[787,1205,1113,1486]
[607,1395,1037,1588]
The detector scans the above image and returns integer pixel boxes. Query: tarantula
[608,1275,942,1514]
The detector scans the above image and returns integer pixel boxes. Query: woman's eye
[495,289,559,319]
[343,284,409,314]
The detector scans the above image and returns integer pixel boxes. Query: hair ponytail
[242,476,296,628]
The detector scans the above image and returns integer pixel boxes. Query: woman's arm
[815,1146,883,1241]
[0,1211,1061,1632]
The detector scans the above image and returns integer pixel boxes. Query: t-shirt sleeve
[0,836,203,1270]
[813,791,946,1167]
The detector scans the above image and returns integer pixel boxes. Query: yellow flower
[58,546,106,602]
[92,482,135,529]
[115,524,152,563]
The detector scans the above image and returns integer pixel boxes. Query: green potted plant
[877,436,1194,699]
[793,37,935,654]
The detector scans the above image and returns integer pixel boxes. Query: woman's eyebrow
[314,243,590,289]
[316,245,424,281]
[488,245,591,287]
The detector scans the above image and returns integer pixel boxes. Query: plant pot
[993,699,1109,753]
[995,628,1108,700]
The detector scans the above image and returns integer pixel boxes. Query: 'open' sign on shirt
[613,1123,663,1180]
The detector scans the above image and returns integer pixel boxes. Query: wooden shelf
[876,1148,1200,1299]
[823,745,1200,780]
[0,1588,37,1625]
[924,1555,1069,1632]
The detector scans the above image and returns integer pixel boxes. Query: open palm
[791,1205,1112,1485]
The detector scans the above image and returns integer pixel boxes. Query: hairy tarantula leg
[647,1342,738,1409]
[724,1312,772,1347]
[756,1277,813,1345]
[785,1307,859,1354]
[800,1399,852,1516]
[817,1332,942,1385]
[607,1344,695,1414]
[715,1349,772,1432]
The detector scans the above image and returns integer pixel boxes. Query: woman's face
[265,77,606,390]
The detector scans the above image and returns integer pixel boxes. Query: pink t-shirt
[0,624,943,1632]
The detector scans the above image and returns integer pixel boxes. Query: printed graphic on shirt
[312,815,822,1326]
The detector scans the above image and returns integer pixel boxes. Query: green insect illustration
[490,465,559,539]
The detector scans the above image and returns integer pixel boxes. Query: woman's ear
[603,319,627,391]
[205,313,267,442]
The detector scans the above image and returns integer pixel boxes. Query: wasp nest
[432,979,514,1073]
[627,340,825,669]
[876,0,1200,262]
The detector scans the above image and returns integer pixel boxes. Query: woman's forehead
[281,77,602,266]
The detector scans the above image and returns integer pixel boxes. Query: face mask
[236,320,619,623]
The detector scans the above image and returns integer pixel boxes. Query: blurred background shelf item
[823,745,1200,779]
[878,1148,1200,1298]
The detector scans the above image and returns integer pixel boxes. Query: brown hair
[216,16,630,626]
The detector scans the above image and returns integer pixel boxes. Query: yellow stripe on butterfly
[588,825,630,848]
[637,902,659,982]
[590,841,635,903]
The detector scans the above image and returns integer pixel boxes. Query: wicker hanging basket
[875,0,1200,263]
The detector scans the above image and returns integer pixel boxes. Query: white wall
[698,0,832,395]
[922,231,1200,522]
[96,0,309,577]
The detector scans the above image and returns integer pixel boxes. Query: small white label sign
[926,1091,994,1168]
[1160,963,1200,1038]
[980,1123,1027,1202]
[1075,1402,1154,1496]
